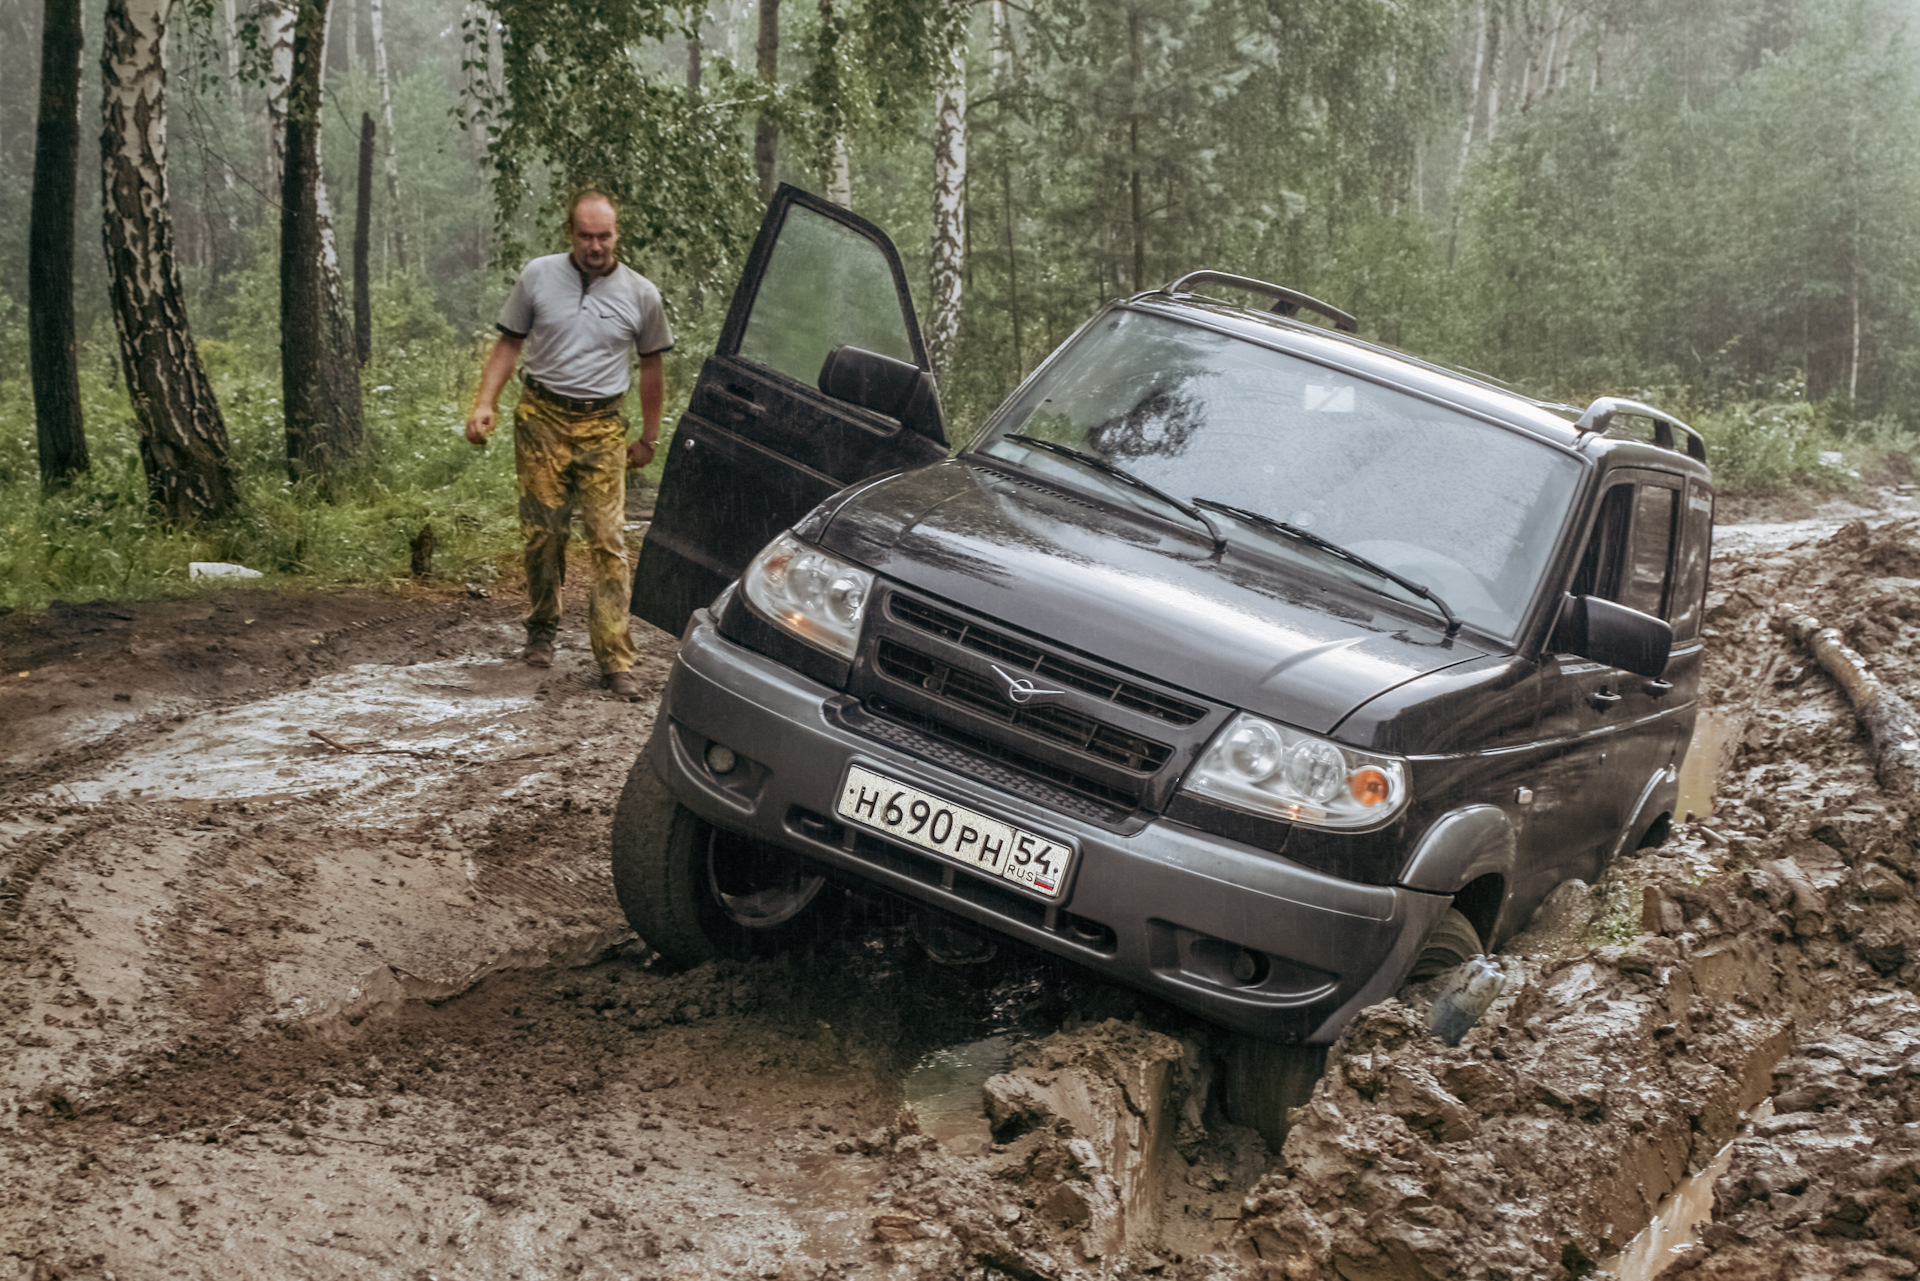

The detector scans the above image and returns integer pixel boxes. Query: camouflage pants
[513,392,636,675]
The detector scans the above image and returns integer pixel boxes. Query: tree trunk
[816,0,851,206]
[688,28,702,94]
[928,29,967,379]
[282,0,366,478]
[1457,0,1488,178]
[101,0,237,521]
[264,0,294,189]
[1483,8,1504,142]
[31,0,89,486]
[354,112,374,366]
[754,0,780,203]
[1126,7,1143,292]
[343,0,357,74]
[222,0,240,109]
[369,0,404,271]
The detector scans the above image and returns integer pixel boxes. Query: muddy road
[6,502,1920,1280]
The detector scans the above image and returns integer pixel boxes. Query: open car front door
[631,185,949,637]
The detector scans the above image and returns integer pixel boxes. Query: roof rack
[1160,271,1359,334]
[1575,397,1708,464]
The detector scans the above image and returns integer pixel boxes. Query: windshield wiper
[1191,497,1462,636]
[1005,434,1224,552]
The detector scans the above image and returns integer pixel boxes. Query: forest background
[3,0,1917,609]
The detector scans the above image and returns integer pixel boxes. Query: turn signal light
[1349,768,1392,807]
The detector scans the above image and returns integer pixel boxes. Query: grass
[0,277,679,616]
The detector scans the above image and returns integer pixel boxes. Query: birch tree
[281,0,366,477]
[928,8,968,378]
[370,0,405,270]
[263,0,294,188]
[754,0,781,201]
[101,0,237,520]
[31,0,89,485]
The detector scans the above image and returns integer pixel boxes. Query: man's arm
[626,351,665,469]
[465,334,525,446]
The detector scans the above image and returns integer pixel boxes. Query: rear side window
[1668,484,1714,640]
[1620,485,1678,617]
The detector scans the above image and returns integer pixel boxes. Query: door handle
[1588,687,1622,710]
[1643,679,1673,696]
[709,385,764,417]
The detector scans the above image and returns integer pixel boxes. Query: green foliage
[0,300,524,613]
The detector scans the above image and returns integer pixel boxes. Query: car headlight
[1181,712,1407,829]
[741,532,873,661]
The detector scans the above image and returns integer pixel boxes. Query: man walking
[465,190,672,701]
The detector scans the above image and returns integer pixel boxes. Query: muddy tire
[1405,907,1483,984]
[609,756,832,966]
[1223,1037,1326,1147]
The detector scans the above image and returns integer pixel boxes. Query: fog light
[705,743,739,775]
[1230,948,1267,985]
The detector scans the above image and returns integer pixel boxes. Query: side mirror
[1556,595,1672,678]
[817,345,947,445]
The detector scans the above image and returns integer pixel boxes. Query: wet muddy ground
[6,503,1920,1279]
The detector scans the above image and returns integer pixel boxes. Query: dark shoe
[603,669,643,701]
[524,636,555,668]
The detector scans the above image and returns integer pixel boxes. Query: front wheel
[1404,907,1482,984]
[610,756,833,966]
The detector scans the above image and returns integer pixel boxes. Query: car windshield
[975,309,1582,638]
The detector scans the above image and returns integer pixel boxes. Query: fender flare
[1609,763,1679,862]
[1397,805,1516,895]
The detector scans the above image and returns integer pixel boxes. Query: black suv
[613,186,1712,1121]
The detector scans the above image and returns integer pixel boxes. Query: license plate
[836,764,1075,899]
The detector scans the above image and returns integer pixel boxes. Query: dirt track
[6,506,1920,1280]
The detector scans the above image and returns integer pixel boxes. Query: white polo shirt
[497,254,674,400]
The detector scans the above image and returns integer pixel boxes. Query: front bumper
[647,609,1450,1043]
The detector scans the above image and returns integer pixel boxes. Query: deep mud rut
[7,504,1920,1280]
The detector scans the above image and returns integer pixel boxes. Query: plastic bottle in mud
[1427,956,1503,1046]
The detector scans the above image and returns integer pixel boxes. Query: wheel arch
[1397,804,1516,945]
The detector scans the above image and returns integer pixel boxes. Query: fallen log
[1776,608,1920,797]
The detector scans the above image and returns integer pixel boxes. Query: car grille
[847,588,1222,814]
[888,597,1206,726]
[875,639,1172,772]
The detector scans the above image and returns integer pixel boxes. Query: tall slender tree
[30,0,89,486]
[927,1,969,378]
[369,0,405,271]
[281,0,366,477]
[754,0,781,201]
[101,0,237,520]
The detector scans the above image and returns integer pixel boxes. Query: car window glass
[977,310,1581,639]
[1570,486,1633,601]
[736,205,917,384]
[1668,485,1713,639]
[1622,485,1678,617]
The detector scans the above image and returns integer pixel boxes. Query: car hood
[815,460,1488,734]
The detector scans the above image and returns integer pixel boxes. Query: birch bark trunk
[818,0,850,206]
[1456,0,1487,178]
[101,0,236,519]
[754,0,780,202]
[31,0,89,484]
[222,0,240,109]
[369,0,405,270]
[282,0,366,477]
[264,0,295,189]
[928,30,967,379]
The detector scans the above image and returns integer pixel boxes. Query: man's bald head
[567,190,619,274]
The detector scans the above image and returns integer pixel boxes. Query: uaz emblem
[991,664,1065,705]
